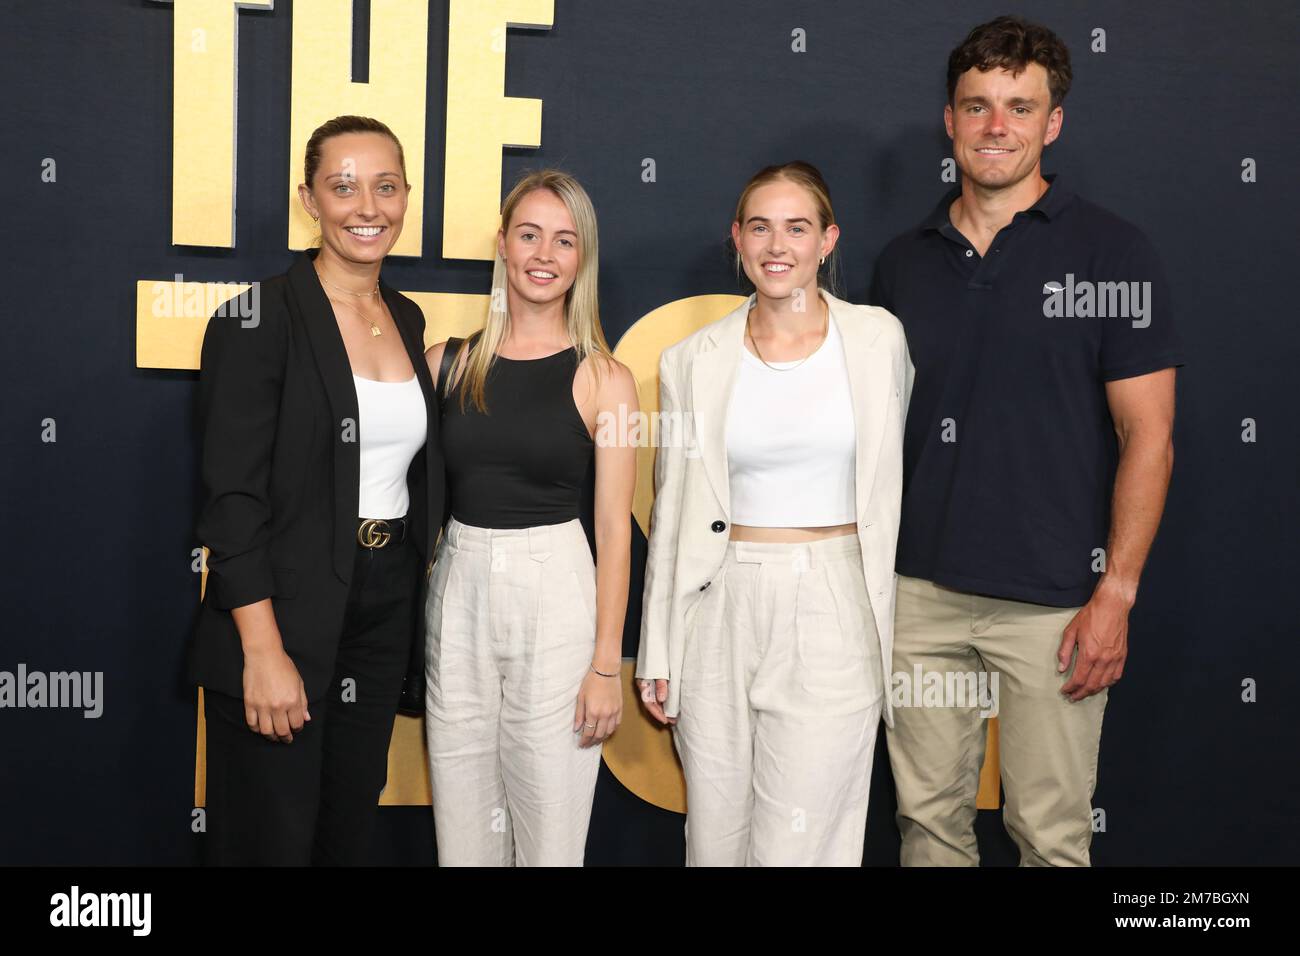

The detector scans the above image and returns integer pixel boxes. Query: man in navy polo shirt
[870,15,1182,866]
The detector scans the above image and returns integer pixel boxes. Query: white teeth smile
[976,148,1013,154]
[764,263,791,273]
[527,270,557,279]
[346,226,385,236]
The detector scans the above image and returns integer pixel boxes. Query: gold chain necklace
[745,299,829,371]
[315,266,384,337]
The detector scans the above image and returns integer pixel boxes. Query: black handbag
[396,336,466,717]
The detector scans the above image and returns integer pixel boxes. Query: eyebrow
[514,221,578,236]
[957,95,1040,107]
[324,171,402,181]
[744,216,814,226]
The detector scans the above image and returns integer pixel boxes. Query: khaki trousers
[424,517,602,866]
[886,575,1108,866]
[672,533,884,866]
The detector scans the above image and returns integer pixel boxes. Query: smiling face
[497,187,580,311]
[731,178,839,303]
[945,62,1062,192]
[297,131,409,265]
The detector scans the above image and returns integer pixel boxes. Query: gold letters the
[155,0,275,248]
[442,0,553,260]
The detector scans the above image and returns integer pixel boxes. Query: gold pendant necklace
[316,267,384,337]
[746,299,828,371]
[329,295,384,337]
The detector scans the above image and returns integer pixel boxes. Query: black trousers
[203,527,420,866]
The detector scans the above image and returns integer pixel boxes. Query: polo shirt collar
[921,172,1073,233]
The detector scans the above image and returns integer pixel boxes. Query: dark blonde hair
[730,161,841,296]
[303,115,406,188]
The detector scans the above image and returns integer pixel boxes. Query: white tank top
[724,317,857,527]
[353,374,428,519]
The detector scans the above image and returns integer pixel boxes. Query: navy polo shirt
[870,174,1184,607]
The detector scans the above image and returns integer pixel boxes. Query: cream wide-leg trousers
[424,516,602,866]
[671,533,885,866]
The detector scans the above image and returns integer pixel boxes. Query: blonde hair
[731,160,842,297]
[449,169,613,413]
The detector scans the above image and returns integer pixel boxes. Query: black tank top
[441,345,595,529]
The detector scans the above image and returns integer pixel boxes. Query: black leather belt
[356,517,409,549]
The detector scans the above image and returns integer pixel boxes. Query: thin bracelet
[589,662,618,678]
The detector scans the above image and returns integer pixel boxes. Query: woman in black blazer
[189,115,444,866]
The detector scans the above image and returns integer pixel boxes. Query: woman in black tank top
[440,337,594,529]
[421,170,640,866]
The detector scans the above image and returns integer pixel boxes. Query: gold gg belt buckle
[357,518,393,549]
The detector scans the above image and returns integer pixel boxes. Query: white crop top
[353,374,428,519]
[724,317,857,527]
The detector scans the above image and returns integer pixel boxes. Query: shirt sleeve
[636,351,687,682]
[194,287,288,610]
[1099,230,1185,382]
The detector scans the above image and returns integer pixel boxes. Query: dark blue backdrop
[2,0,1296,865]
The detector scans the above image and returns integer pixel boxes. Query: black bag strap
[436,337,461,401]
[436,330,483,403]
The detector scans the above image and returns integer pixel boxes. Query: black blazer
[188,247,446,701]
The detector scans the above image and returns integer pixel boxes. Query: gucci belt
[357,517,408,549]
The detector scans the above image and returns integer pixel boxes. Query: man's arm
[1059,367,1176,701]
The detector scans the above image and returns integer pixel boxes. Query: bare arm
[592,359,639,672]
[424,341,447,379]
[424,337,473,397]
[230,600,281,655]
[574,356,639,745]
[1059,367,1176,700]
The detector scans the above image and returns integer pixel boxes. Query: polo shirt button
[699,581,711,591]
[711,520,727,533]
[964,249,974,257]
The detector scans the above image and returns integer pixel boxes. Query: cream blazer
[636,289,914,727]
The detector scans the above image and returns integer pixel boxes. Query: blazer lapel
[289,248,359,585]
[691,297,750,519]
[379,281,434,402]
[826,292,891,522]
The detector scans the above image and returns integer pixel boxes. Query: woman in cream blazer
[636,162,913,866]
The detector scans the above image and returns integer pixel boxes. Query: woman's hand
[636,678,676,726]
[242,646,311,744]
[574,668,622,747]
